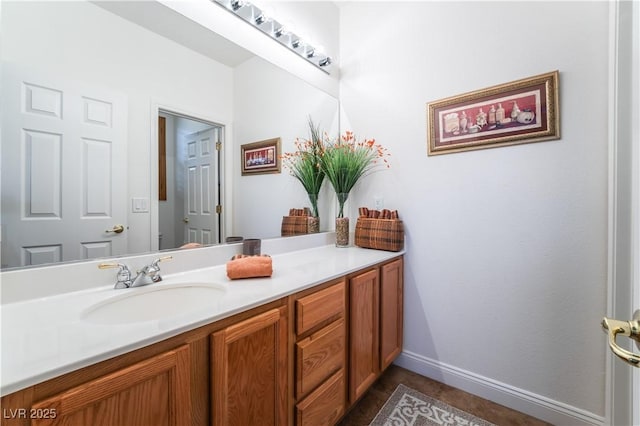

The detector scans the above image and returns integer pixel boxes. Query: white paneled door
[1,64,128,268]
[182,128,219,246]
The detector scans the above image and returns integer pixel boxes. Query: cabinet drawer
[295,369,345,426]
[296,318,345,398]
[296,279,345,335]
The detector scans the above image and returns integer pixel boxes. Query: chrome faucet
[98,256,172,289]
[131,256,172,287]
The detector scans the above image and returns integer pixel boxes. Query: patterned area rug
[369,384,497,426]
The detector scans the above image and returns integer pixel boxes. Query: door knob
[105,224,125,234]
[183,217,190,223]
[601,310,640,367]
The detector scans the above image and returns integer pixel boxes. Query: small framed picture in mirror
[241,138,281,175]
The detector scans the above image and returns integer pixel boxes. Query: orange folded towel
[226,255,273,280]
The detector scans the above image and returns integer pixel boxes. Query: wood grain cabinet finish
[295,281,345,335]
[295,369,345,426]
[347,257,404,407]
[211,307,288,426]
[29,345,191,426]
[380,257,404,370]
[348,268,380,404]
[292,279,347,425]
[295,318,345,399]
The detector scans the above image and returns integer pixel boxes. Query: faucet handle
[98,262,133,289]
[139,256,173,284]
[151,255,173,268]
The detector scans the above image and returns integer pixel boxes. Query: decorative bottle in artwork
[495,103,505,122]
[488,105,496,124]
[476,108,487,127]
[460,111,468,133]
[511,101,520,120]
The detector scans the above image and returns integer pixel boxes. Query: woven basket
[355,218,404,252]
[281,216,309,236]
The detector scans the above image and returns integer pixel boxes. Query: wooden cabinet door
[211,307,288,426]
[380,258,404,370]
[30,345,191,426]
[348,268,380,404]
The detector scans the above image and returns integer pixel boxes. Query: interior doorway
[157,110,223,250]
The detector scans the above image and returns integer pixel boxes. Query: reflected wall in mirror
[232,56,339,240]
[0,0,339,270]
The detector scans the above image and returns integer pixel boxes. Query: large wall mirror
[0,0,339,270]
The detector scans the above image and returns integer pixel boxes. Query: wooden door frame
[158,116,167,202]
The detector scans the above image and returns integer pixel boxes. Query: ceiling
[92,0,255,67]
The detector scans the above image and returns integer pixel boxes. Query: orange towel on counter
[226,254,273,280]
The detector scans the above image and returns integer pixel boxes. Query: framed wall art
[426,70,560,156]
[241,138,281,175]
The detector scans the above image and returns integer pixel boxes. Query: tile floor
[338,365,552,426]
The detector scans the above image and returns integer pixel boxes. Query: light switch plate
[132,197,149,213]
[374,197,384,210]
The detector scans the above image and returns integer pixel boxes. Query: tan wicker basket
[355,217,404,252]
[281,216,309,236]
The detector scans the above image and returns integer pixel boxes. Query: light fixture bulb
[230,0,244,11]
[319,57,332,67]
[291,38,301,49]
[254,13,265,25]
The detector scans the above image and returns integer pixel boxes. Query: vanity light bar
[212,0,333,74]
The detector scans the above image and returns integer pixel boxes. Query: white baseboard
[395,350,604,426]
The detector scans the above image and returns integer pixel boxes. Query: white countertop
[1,244,403,396]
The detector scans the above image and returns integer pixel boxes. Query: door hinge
[216,141,222,151]
[216,205,222,214]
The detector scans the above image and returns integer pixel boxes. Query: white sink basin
[81,282,227,324]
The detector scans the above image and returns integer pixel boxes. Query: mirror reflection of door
[0,64,128,268]
[158,111,222,250]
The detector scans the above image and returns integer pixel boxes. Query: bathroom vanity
[0,240,403,426]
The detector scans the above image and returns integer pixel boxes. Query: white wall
[339,2,609,424]
[1,1,234,256]
[232,56,339,239]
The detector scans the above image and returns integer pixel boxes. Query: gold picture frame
[241,138,281,175]
[427,70,560,156]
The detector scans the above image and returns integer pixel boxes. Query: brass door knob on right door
[602,310,640,367]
